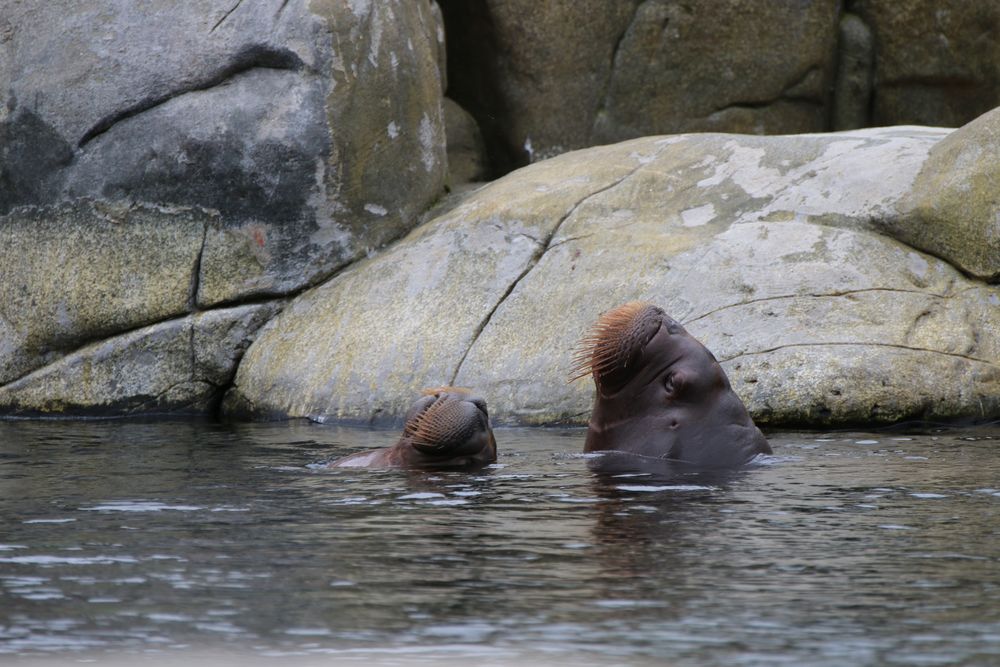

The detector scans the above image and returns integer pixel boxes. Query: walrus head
[398,387,497,469]
[572,302,771,467]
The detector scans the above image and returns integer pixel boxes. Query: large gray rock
[441,1,1000,168]
[0,0,447,417]
[853,1,1000,128]
[0,303,281,417]
[226,121,1000,427]
[1,0,446,306]
[442,0,840,164]
[894,107,1000,282]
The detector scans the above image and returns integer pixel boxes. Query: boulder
[226,120,1000,427]
[440,1,1000,168]
[593,0,840,143]
[853,1,1000,127]
[0,0,446,416]
[0,303,281,417]
[441,0,840,165]
[1,0,446,305]
[894,107,1000,282]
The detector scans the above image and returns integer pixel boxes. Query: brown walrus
[326,388,497,470]
[571,302,771,469]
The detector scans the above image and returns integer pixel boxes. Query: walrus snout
[570,301,665,392]
[325,388,495,469]
[405,391,492,456]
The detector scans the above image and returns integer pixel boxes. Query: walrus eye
[664,371,687,398]
[664,372,676,395]
[666,323,681,335]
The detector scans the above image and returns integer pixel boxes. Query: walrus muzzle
[404,391,492,457]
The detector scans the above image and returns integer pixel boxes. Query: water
[1,420,999,666]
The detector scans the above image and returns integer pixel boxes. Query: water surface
[1,420,999,666]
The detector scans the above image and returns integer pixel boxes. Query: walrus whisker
[569,301,655,383]
[326,389,497,470]
[407,396,478,451]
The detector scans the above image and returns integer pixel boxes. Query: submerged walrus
[571,302,771,468]
[326,388,497,470]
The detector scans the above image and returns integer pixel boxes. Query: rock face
[4,1,999,426]
[0,0,446,416]
[441,0,1000,169]
[223,143,650,421]
[895,107,1000,282]
[226,117,1000,427]
[0,304,281,417]
[0,201,208,387]
[592,1,840,144]
[1,0,446,305]
[853,1,1000,128]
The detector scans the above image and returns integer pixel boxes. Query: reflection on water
[1,420,999,666]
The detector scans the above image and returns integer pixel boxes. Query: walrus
[325,388,497,470]
[571,302,771,469]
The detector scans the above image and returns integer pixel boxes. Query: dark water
[1,420,999,666]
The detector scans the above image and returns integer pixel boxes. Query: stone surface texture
[0,0,447,416]
[894,107,1000,282]
[0,303,282,417]
[1,0,446,305]
[226,120,1000,427]
[0,201,207,386]
[853,1,1000,128]
[441,0,1000,170]
[443,97,488,184]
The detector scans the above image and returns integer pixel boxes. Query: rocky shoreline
[2,1,998,427]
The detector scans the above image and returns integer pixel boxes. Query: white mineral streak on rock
[680,203,716,227]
